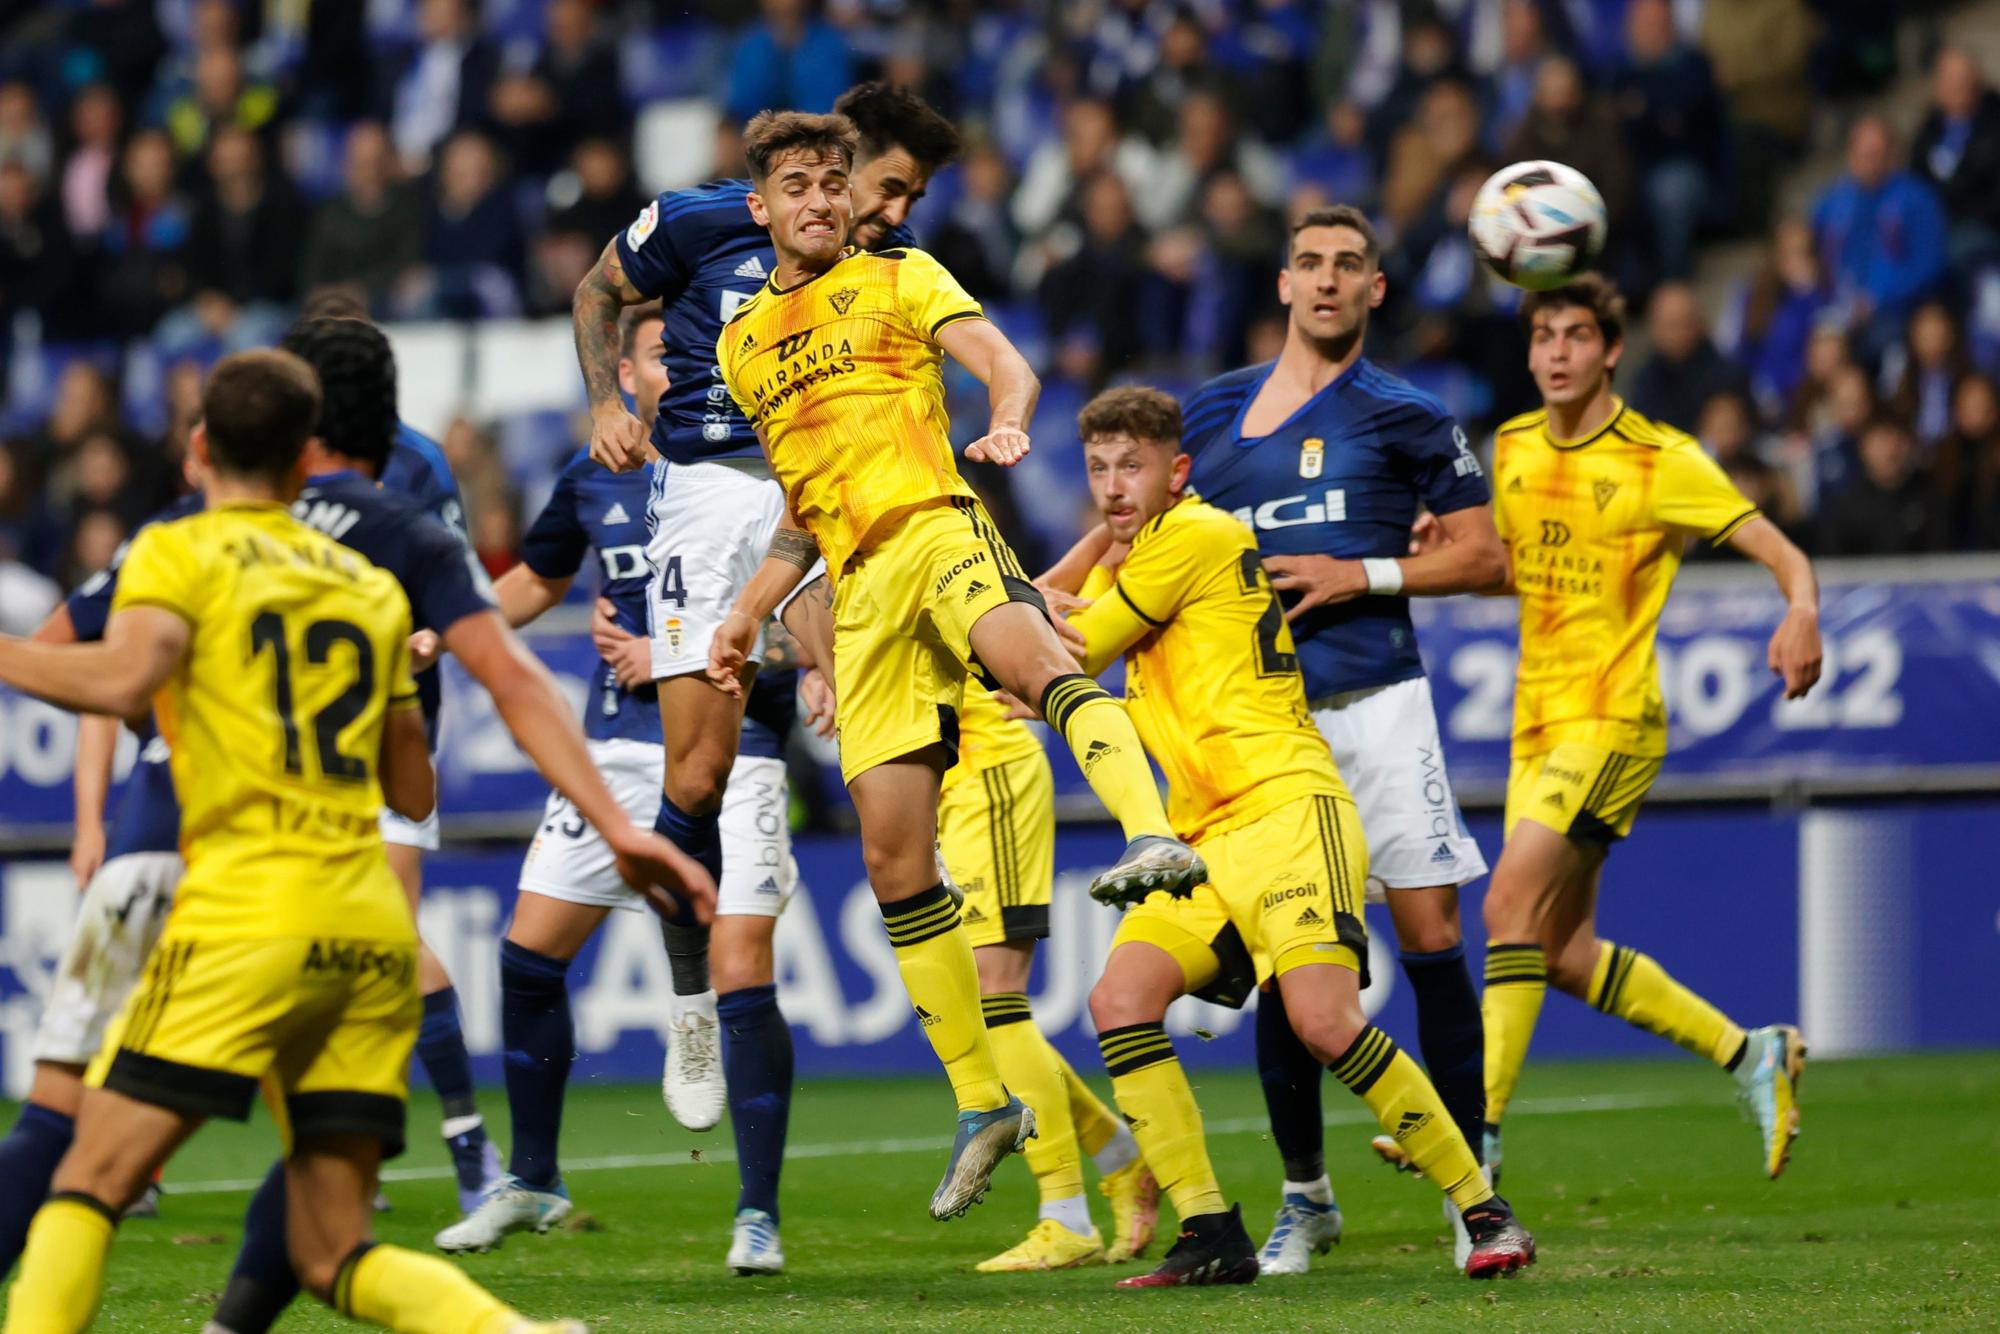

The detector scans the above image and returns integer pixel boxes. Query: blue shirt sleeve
[518,465,589,581]
[1390,399,1493,515]
[613,192,694,302]
[404,515,498,632]
[65,562,117,642]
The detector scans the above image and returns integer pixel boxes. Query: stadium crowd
[0,0,1987,618]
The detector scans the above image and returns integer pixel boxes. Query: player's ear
[746,189,771,228]
[1603,335,1624,374]
[1367,267,1386,309]
[189,421,211,472]
[618,356,636,398]
[1169,450,1192,495]
[1277,266,1293,307]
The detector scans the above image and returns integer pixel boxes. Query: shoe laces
[738,1212,777,1249]
[676,1017,719,1082]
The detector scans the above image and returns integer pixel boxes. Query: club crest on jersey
[1299,437,1325,479]
[828,286,860,315]
[625,200,659,250]
[1593,478,1618,511]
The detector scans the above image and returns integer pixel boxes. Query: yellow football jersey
[1493,399,1759,756]
[715,246,984,574]
[941,681,1045,792]
[1072,496,1347,841]
[111,502,420,942]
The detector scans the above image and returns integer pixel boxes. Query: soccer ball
[1468,160,1607,291]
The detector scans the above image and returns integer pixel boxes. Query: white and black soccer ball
[1468,160,1607,291]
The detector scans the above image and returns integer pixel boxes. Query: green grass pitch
[11,1053,1996,1331]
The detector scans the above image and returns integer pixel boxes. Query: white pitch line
[163,1088,1690,1197]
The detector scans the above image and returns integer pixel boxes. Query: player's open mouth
[1312,302,1338,317]
[801,220,837,238]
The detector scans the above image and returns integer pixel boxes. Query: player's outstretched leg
[976,988,1104,1271]
[851,758,1030,1220]
[1250,983,1342,1275]
[1061,1059,1157,1264]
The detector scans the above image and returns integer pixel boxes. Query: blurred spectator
[1366,13,1469,163]
[1505,57,1634,241]
[1932,372,2000,542]
[1811,116,1948,353]
[1698,389,1803,537]
[1818,417,1947,555]
[300,122,426,310]
[1629,283,1750,432]
[63,509,129,589]
[1121,11,1212,145]
[0,545,59,635]
[387,0,500,173]
[536,138,646,314]
[723,0,855,124]
[162,45,280,165]
[928,142,1019,300]
[0,82,54,181]
[184,126,301,321]
[1614,0,1725,281]
[1380,79,1482,235]
[1702,0,1814,226]
[1287,101,1372,210]
[487,0,624,177]
[98,129,192,337]
[1910,46,2000,270]
[1145,89,1286,233]
[0,441,62,580]
[1722,217,1837,415]
[1012,98,1155,241]
[60,85,124,244]
[1179,170,1286,368]
[0,161,79,337]
[1039,172,1147,383]
[1882,301,1969,447]
[1487,1,1559,150]
[417,131,524,319]
[58,0,166,116]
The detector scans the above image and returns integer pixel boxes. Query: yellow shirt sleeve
[894,249,984,342]
[1653,439,1760,543]
[109,522,204,625]
[1072,509,1228,675]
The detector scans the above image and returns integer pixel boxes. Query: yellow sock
[3,1194,116,1334]
[1482,942,1547,1125]
[1040,676,1172,840]
[1590,940,1746,1067]
[983,994,1084,1203]
[1330,1027,1493,1213]
[1056,1047,1123,1161]
[1097,1022,1225,1222]
[881,885,1006,1113]
[334,1241,520,1334]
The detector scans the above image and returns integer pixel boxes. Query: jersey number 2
[1237,551,1298,678]
[249,612,375,782]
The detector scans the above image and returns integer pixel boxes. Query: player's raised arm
[1725,516,1823,699]
[491,562,572,629]
[573,237,656,473]
[939,317,1040,466]
[0,604,188,723]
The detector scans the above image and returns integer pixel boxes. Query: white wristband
[1362,557,1405,596]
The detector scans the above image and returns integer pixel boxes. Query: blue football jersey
[381,422,467,540]
[518,452,660,744]
[65,494,203,859]
[1184,358,1491,698]
[740,667,797,761]
[614,180,914,466]
[295,471,498,745]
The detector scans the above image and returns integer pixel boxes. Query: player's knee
[859,842,929,899]
[1286,998,1367,1066]
[1088,973,1157,1032]
[1392,908,1463,955]
[1481,873,1533,939]
[1544,939,1598,997]
[288,1239,345,1302]
[663,758,728,816]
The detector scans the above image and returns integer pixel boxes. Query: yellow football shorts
[1505,743,1664,844]
[1112,792,1370,1008]
[90,933,421,1155]
[939,749,1056,949]
[832,496,1045,784]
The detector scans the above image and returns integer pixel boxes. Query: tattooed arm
[574,237,653,472]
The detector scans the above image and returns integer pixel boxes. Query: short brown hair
[620,301,663,360]
[200,349,322,483]
[1077,386,1183,446]
[743,110,857,184]
[1292,205,1380,267]
[1521,273,1627,346]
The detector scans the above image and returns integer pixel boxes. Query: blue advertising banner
[3,803,1993,1095]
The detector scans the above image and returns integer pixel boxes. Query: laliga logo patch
[829,286,860,315]
[663,616,683,656]
[1299,437,1324,479]
[625,200,659,250]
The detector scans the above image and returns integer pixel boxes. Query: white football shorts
[33,851,182,1065]
[646,460,788,681]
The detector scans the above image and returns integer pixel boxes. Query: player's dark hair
[833,82,962,173]
[1077,386,1184,448]
[199,350,322,484]
[743,110,857,184]
[1292,205,1379,267]
[300,285,370,322]
[1520,273,1627,347]
[620,302,664,361]
[281,316,400,474]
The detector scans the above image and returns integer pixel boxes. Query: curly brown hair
[743,111,857,184]
[1077,385,1183,446]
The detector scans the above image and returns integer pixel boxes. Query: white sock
[671,989,718,1024]
[440,1113,484,1140]
[1039,1194,1094,1237]
[1091,1123,1139,1177]
[1283,1175,1335,1207]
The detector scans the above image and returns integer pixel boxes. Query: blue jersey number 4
[658,555,687,608]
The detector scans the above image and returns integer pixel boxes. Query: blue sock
[418,986,487,1194]
[1254,983,1327,1183]
[0,1103,74,1276]
[1402,943,1487,1159]
[654,795,723,933]
[209,1161,298,1333]
[501,940,573,1190]
[717,984,792,1222]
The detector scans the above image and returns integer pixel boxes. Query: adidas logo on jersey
[963,578,990,603]
[1541,791,1567,809]
[1393,1108,1433,1141]
[604,502,631,526]
[734,254,768,280]
[915,1004,943,1029]
[1507,475,1525,493]
[1430,840,1456,863]
[1295,905,1327,928]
